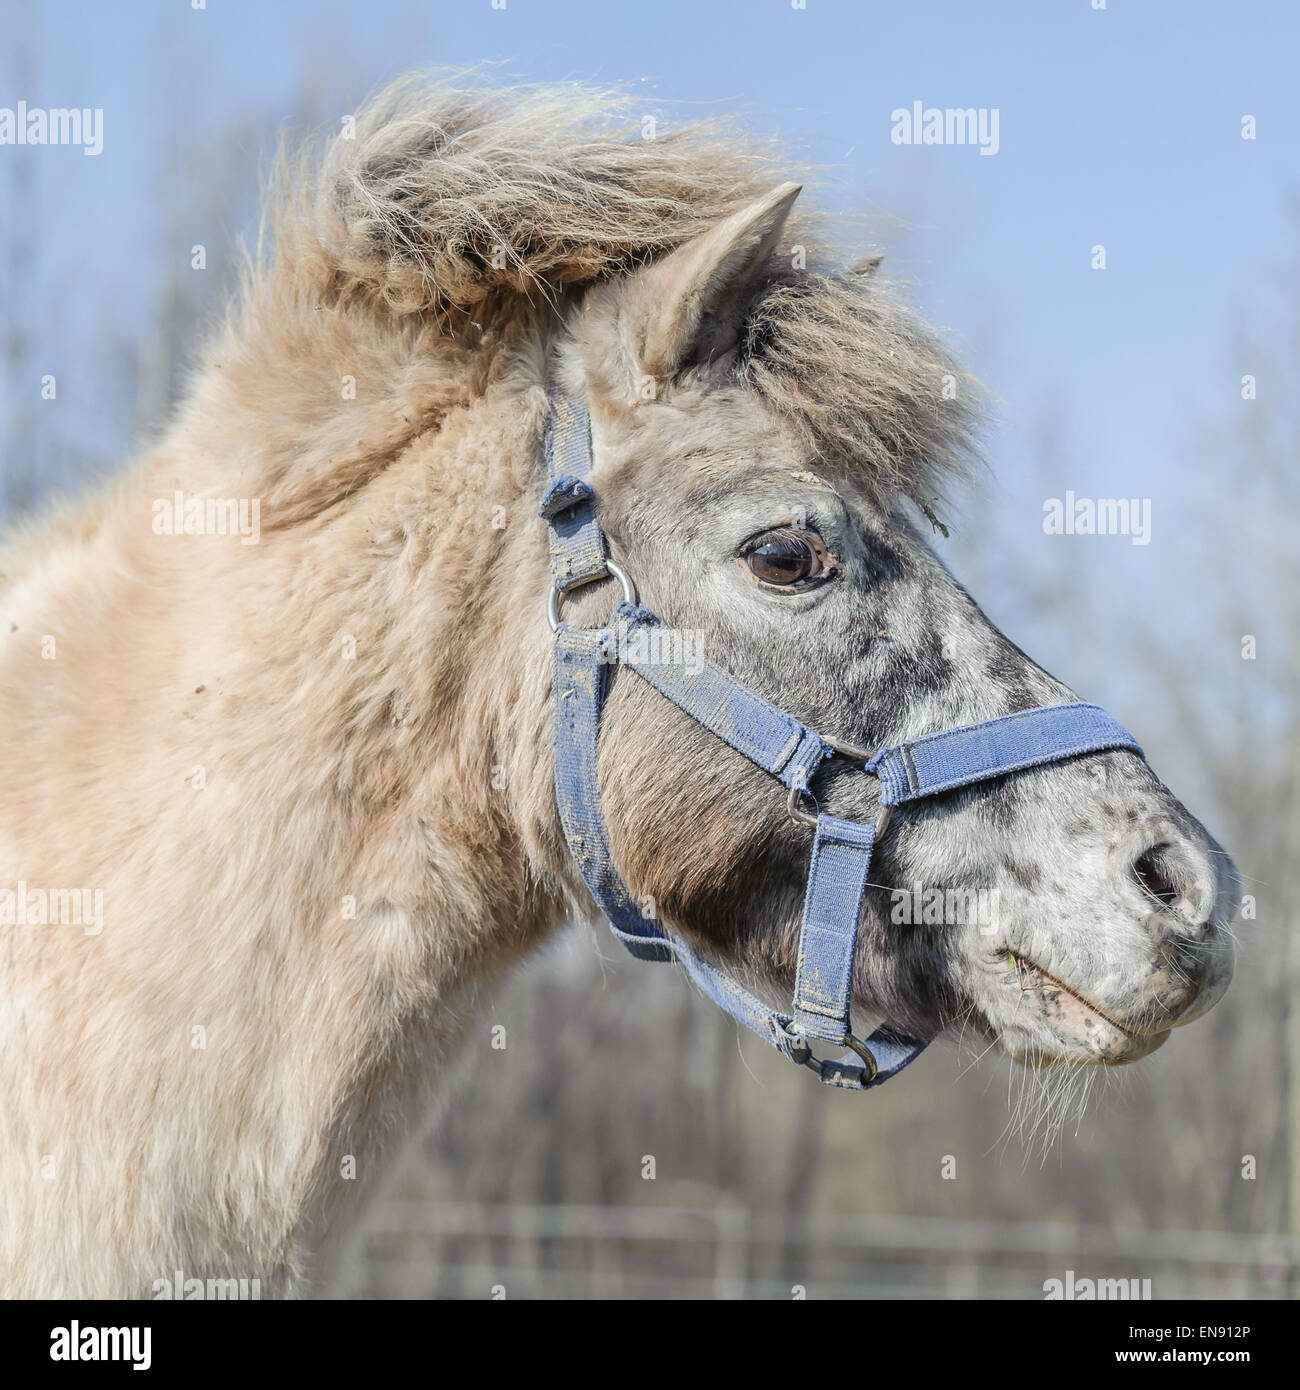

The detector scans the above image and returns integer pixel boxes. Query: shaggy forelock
[738,271,983,507]
[278,71,984,506]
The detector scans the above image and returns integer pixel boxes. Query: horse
[0,75,1239,1297]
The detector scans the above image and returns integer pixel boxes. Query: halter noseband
[541,371,1143,1091]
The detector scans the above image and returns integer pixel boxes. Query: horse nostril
[1133,850,1180,909]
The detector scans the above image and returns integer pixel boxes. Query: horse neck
[43,307,566,1290]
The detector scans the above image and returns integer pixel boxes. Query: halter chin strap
[541,370,1144,1091]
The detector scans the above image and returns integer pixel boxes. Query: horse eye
[742,531,830,588]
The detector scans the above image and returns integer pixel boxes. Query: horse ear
[626,181,802,380]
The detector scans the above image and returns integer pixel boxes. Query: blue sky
[3,0,1296,796]
[16,1,1297,432]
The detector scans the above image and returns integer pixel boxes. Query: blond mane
[268,72,980,505]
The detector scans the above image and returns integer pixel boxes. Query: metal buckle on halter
[546,560,637,633]
[786,733,893,841]
[781,1023,879,1086]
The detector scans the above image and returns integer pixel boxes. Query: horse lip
[1002,952,1157,1040]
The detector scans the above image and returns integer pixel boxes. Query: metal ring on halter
[787,782,820,829]
[786,752,894,841]
[547,560,637,633]
[821,733,878,762]
[784,1026,879,1084]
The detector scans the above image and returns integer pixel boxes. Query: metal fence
[353,1202,1298,1300]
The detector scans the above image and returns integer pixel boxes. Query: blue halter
[541,373,1143,1091]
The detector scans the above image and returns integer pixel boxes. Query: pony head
[544,180,1238,1070]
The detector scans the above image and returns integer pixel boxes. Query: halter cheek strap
[541,372,1143,1092]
